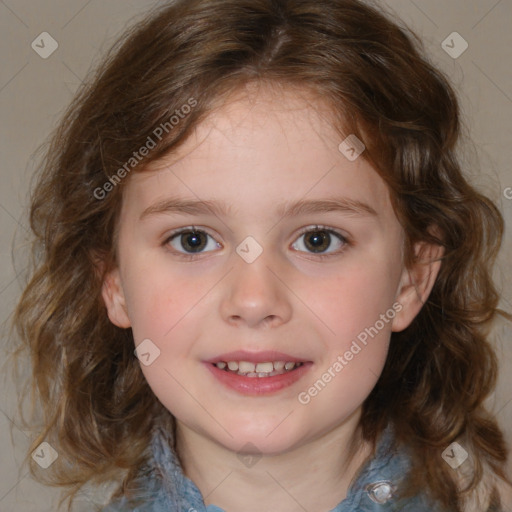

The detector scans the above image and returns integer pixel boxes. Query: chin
[214,421,304,455]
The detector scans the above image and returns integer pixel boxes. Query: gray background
[0,0,511,510]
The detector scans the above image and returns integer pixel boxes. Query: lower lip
[204,362,313,395]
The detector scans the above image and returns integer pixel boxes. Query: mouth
[211,360,305,377]
[204,351,313,395]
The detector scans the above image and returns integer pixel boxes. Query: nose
[219,249,293,329]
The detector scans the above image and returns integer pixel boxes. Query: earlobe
[391,240,444,333]
[101,267,131,328]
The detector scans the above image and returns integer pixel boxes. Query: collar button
[365,481,396,504]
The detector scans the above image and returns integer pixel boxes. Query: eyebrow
[140,196,377,220]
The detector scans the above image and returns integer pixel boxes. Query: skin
[102,82,442,512]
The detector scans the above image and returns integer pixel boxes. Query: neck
[175,408,373,512]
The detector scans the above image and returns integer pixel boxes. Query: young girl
[12,0,512,510]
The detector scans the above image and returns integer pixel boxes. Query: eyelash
[162,225,351,261]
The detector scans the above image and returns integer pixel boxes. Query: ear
[391,239,444,332]
[101,267,131,328]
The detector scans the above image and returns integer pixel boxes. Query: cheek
[309,257,401,346]
[122,265,210,416]
[297,268,395,416]
[121,256,207,342]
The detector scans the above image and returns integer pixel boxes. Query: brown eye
[166,229,220,254]
[292,226,348,256]
[304,230,330,253]
[179,230,207,252]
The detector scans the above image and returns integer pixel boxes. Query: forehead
[163,83,348,167]
[122,84,396,227]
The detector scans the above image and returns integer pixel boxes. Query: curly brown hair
[11,0,511,510]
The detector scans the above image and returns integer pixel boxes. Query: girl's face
[103,85,435,455]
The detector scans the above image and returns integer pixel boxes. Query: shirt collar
[143,422,415,512]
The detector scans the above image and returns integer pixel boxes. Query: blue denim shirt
[102,423,443,511]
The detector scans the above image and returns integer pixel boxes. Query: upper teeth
[216,361,300,373]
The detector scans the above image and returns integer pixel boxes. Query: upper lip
[204,350,310,364]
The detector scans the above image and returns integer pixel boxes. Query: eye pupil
[182,231,206,252]
[170,227,343,257]
[305,231,330,253]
